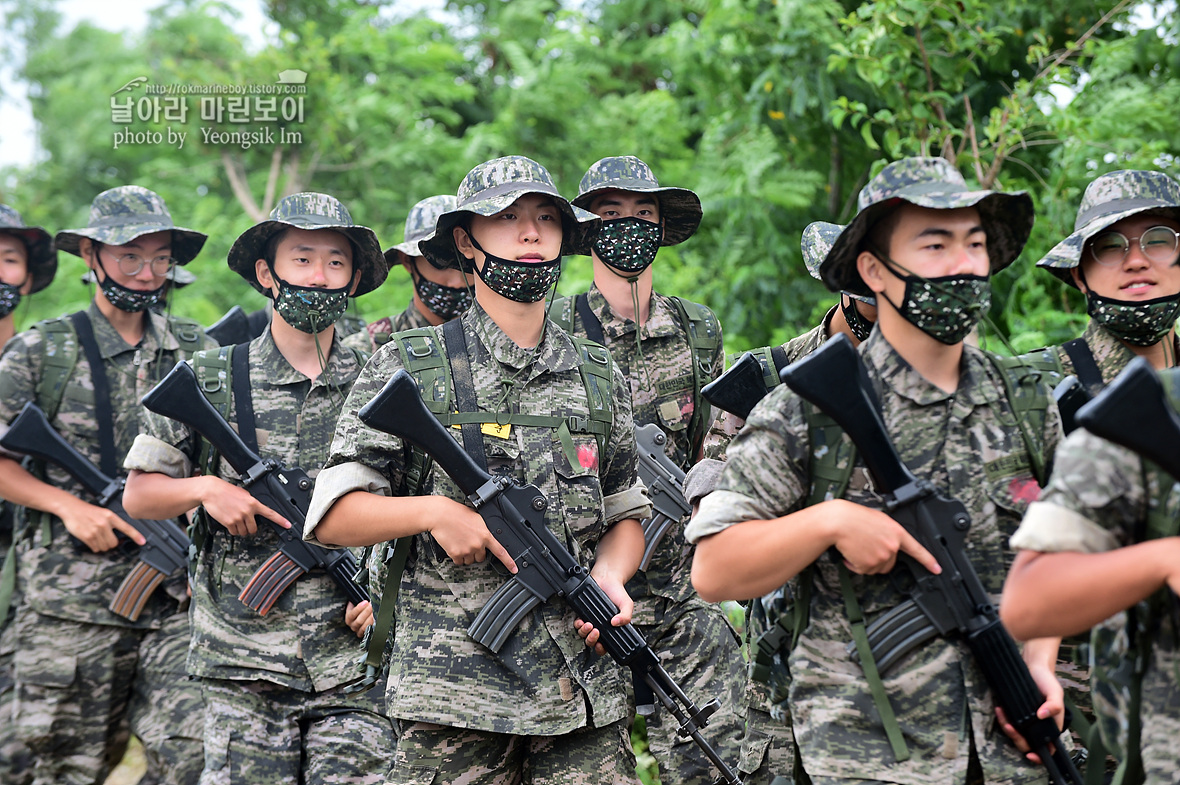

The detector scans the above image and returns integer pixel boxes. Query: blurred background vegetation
[3,0,1178,359]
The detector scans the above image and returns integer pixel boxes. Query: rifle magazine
[239,551,305,615]
[110,561,165,621]
[639,514,676,572]
[467,578,544,653]
[847,599,940,674]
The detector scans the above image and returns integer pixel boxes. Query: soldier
[0,203,57,785]
[343,194,474,354]
[1001,370,1180,785]
[688,157,1067,784]
[302,155,651,783]
[120,192,394,784]
[1036,169,1180,387]
[0,186,209,785]
[550,154,743,783]
[683,220,879,785]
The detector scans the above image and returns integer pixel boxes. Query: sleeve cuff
[683,458,725,508]
[603,481,651,525]
[303,461,391,547]
[1010,501,1120,554]
[122,434,192,479]
[0,422,20,460]
[685,489,770,544]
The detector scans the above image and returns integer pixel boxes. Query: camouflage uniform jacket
[564,284,722,611]
[0,301,213,629]
[122,329,366,692]
[342,300,431,355]
[686,331,1062,784]
[303,304,651,735]
[1050,319,1180,388]
[1012,429,1180,783]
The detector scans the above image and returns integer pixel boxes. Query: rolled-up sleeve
[303,461,393,547]
[603,480,650,525]
[123,433,193,479]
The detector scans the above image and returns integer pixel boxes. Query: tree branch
[262,146,284,216]
[220,151,264,222]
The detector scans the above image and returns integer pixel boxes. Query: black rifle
[0,402,189,621]
[634,423,691,571]
[1053,376,1092,437]
[141,361,368,614]
[781,334,1082,785]
[205,305,254,347]
[1076,356,1180,481]
[702,351,777,420]
[358,369,741,785]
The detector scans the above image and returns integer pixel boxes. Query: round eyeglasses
[103,251,177,276]
[1089,225,1180,267]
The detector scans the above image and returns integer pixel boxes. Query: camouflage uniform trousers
[0,618,33,785]
[11,608,145,784]
[735,699,796,784]
[634,595,745,785]
[387,717,638,784]
[199,676,393,785]
[130,608,204,785]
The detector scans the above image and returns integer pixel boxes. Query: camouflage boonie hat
[819,157,1034,297]
[81,265,195,287]
[387,194,457,269]
[0,204,57,294]
[569,155,702,254]
[55,186,207,265]
[1037,170,1180,289]
[228,192,388,296]
[418,156,601,270]
[802,221,874,304]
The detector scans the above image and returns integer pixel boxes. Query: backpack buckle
[566,415,588,433]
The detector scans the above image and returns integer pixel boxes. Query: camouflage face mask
[879,259,991,345]
[412,261,473,321]
[841,295,874,342]
[468,235,561,304]
[593,216,663,273]
[97,271,167,313]
[1086,290,1180,347]
[0,282,21,319]
[269,266,352,334]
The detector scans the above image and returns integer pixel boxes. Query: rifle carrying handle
[141,361,260,477]
[358,369,489,497]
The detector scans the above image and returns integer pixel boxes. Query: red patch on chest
[1008,476,1041,504]
[577,443,599,472]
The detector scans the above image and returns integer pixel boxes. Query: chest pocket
[653,373,696,433]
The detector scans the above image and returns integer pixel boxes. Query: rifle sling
[769,345,790,376]
[231,342,260,455]
[68,311,118,477]
[441,319,490,473]
[575,293,606,345]
[363,537,411,675]
[1063,338,1104,396]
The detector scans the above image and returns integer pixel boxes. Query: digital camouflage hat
[802,221,874,304]
[819,157,1034,297]
[570,155,702,254]
[0,204,57,294]
[55,186,207,265]
[1037,169,1180,288]
[387,194,458,269]
[418,155,601,270]
[228,192,388,296]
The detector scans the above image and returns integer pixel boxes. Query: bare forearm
[591,518,644,585]
[0,456,83,518]
[123,470,207,520]
[1002,542,1180,640]
[314,490,443,548]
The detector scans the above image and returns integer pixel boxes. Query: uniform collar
[253,326,358,387]
[585,283,681,340]
[86,299,178,358]
[465,301,581,376]
[403,300,433,329]
[1081,319,1180,385]
[861,330,1000,409]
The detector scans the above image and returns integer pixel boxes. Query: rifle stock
[701,351,772,420]
[141,361,368,613]
[1075,357,1180,482]
[358,369,742,785]
[780,334,1082,785]
[206,305,253,348]
[1053,376,1091,437]
[634,423,691,571]
[0,402,189,621]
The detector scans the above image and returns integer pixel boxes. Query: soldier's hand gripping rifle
[1075,356,1180,482]
[635,423,691,571]
[141,361,369,615]
[0,402,189,621]
[358,369,742,785]
[780,334,1082,785]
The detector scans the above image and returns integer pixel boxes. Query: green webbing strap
[353,536,411,688]
[33,316,80,424]
[189,346,234,566]
[167,315,205,357]
[1068,700,1108,785]
[670,296,719,460]
[839,563,911,761]
[986,351,1062,486]
[0,540,15,630]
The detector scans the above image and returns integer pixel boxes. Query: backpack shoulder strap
[390,327,452,416]
[548,295,575,335]
[190,345,235,476]
[1063,337,1104,395]
[570,335,616,459]
[32,315,81,423]
[985,350,1064,487]
[670,296,722,460]
[166,315,206,358]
